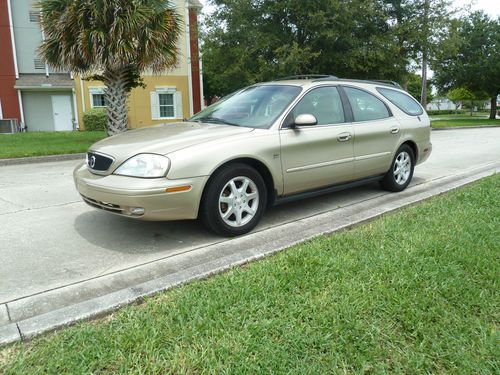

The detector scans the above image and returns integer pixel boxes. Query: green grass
[1,175,499,374]
[432,118,500,128]
[0,132,106,159]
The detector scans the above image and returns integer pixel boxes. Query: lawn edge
[432,124,500,130]
[0,153,85,167]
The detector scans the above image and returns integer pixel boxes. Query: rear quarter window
[377,87,423,116]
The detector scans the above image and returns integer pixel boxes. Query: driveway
[1,127,499,343]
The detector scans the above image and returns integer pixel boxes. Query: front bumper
[73,162,209,221]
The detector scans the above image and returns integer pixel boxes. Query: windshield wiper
[194,116,239,126]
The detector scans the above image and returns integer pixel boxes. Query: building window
[89,88,107,108]
[29,11,41,23]
[92,94,107,108]
[159,93,175,118]
[151,88,183,120]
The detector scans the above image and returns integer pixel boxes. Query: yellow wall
[75,75,191,130]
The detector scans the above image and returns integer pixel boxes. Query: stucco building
[0,0,203,132]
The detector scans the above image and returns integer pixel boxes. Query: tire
[200,163,267,237]
[380,144,415,192]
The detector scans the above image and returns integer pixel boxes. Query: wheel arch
[400,140,418,160]
[200,157,277,212]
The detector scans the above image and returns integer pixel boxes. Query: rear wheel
[381,144,415,192]
[200,163,267,237]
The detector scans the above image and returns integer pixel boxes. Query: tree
[202,0,458,101]
[447,87,474,113]
[202,0,413,100]
[406,72,434,103]
[433,12,500,119]
[39,0,182,135]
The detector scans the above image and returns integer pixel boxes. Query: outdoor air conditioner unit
[0,119,19,134]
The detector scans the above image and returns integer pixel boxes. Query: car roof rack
[274,74,338,81]
[370,80,402,89]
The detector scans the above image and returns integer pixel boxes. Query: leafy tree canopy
[433,12,500,118]
[202,0,455,99]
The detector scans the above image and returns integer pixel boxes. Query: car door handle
[337,133,352,142]
[390,127,400,134]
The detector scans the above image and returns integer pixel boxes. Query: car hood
[89,122,254,170]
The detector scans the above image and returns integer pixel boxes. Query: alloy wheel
[393,151,412,185]
[218,176,259,227]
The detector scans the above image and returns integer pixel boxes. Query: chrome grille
[87,152,114,171]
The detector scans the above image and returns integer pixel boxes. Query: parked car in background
[74,75,432,236]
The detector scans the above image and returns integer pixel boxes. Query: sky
[198,0,500,18]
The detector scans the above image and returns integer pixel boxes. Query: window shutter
[175,91,183,119]
[150,92,160,120]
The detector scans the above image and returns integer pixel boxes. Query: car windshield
[189,85,302,129]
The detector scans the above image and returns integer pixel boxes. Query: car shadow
[74,211,220,254]
[73,181,416,255]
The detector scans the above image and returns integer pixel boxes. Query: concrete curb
[0,153,85,167]
[432,125,500,131]
[0,161,497,347]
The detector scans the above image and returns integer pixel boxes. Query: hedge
[426,109,465,116]
[83,108,107,131]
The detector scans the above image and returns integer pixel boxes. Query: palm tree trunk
[102,69,130,136]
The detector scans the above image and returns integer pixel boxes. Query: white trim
[185,0,194,117]
[17,90,25,125]
[72,88,79,130]
[199,45,205,110]
[79,76,86,112]
[0,99,3,119]
[155,86,176,93]
[7,0,19,79]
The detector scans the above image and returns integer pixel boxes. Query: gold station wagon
[74,75,432,236]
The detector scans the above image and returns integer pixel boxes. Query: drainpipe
[199,46,205,110]
[185,0,194,117]
[40,26,50,77]
[79,76,86,113]
[6,0,19,79]
[72,88,79,131]
[17,90,25,129]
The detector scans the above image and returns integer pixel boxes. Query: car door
[279,86,354,195]
[341,86,402,179]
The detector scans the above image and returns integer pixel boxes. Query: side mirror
[294,114,317,127]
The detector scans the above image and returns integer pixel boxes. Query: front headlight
[114,154,170,178]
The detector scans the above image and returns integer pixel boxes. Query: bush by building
[83,108,107,132]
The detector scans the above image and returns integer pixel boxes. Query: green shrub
[83,108,107,131]
[426,109,465,116]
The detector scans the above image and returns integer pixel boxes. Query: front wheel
[381,145,415,192]
[200,163,267,237]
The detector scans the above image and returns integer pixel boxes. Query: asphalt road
[0,127,499,332]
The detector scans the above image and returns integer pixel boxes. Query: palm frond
[38,0,183,74]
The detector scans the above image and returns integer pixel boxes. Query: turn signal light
[165,185,192,193]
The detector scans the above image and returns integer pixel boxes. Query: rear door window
[377,87,423,116]
[343,87,391,122]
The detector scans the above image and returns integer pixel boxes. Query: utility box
[0,119,19,133]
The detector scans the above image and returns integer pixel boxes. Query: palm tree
[39,0,182,135]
